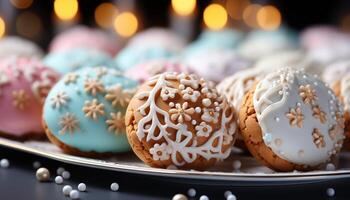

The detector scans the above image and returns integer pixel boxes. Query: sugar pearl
[78,183,86,192]
[187,188,196,197]
[55,176,63,184]
[32,161,41,169]
[36,168,50,182]
[56,167,65,175]
[199,195,209,200]
[326,163,336,171]
[62,171,70,179]
[227,194,237,200]
[0,159,9,168]
[202,98,212,107]
[69,190,79,199]
[110,182,119,191]
[172,194,188,200]
[232,160,241,170]
[62,185,72,196]
[224,191,232,198]
[326,188,335,197]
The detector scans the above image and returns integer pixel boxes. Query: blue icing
[114,46,176,71]
[43,67,138,153]
[44,48,117,75]
[244,27,299,46]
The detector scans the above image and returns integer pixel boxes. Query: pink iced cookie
[124,60,190,83]
[50,26,120,56]
[300,25,342,50]
[0,57,60,139]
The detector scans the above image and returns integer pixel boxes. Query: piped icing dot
[263,133,272,144]
[274,138,282,147]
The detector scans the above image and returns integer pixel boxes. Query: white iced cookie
[322,60,350,88]
[239,68,345,171]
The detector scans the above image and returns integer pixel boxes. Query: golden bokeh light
[257,5,281,30]
[226,0,250,20]
[341,13,350,32]
[95,3,118,28]
[10,0,33,9]
[114,12,138,37]
[54,0,79,21]
[16,12,42,38]
[203,4,228,30]
[171,0,196,16]
[243,4,261,28]
[0,17,5,38]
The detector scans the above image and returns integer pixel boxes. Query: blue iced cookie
[43,67,138,156]
[43,48,117,74]
[114,46,177,71]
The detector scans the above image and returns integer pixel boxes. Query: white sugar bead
[62,171,70,179]
[56,167,65,175]
[55,176,63,184]
[227,194,237,200]
[224,191,232,198]
[232,160,241,170]
[172,194,188,200]
[78,183,86,192]
[110,182,119,191]
[62,185,72,196]
[32,161,41,169]
[187,188,196,197]
[326,188,335,197]
[0,159,9,168]
[199,195,209,200]
[69,190,79,199]
[326,163,336,171]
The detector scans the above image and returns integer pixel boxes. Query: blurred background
[1,0,350,49]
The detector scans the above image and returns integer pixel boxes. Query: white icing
[340,74,350,112]
[323,59,350,88]
[253,68,344,166]
[135,72,236,166]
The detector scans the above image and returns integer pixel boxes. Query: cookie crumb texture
[126,72,237,170]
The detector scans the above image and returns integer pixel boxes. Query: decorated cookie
[239,68,344,171]
[124,59,190,83]
[0,36,43,59]
[125,72,237,170]
[49,26,120,56]
[44,48,116,75]
[43,67,138,156]
[322,60,350,88]
[183,49,251,83]
[300,25,341,50]
[0,57,60,139]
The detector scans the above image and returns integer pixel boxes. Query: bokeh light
[54,0,79,21]
[203,4,228,30]
[243,4,261,28]
[341,13,350,32]
[257,5,281,30]
[114,12,138,37]
[10,0,33,9]
[95,3,118,28]
[171,0,196,16]
[0,17,5,38]
[226,0,250,20]
[16,12,42,38]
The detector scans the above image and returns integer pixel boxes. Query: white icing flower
[160,86,177,101]
[149,143,172,161]
[223,133,233,145]
[181,87,200,102]
[179,74,200,89]
[169,102,195,123]
[195,122,212,137]
[201,108,219,123]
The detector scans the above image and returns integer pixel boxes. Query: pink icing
[50,26,120,56]
[300,26,343,50]
[124,60,190,83]
[0,57,60,136]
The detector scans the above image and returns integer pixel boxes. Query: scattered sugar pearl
[36,168,50,182]
[326,163,336,171]
[326,188,335,197]
[187,188,196,197]
[278,90,283,95]
[263,133,272,143]
[195,107,201,113]
[57,167,65,175]
[169,102,175,107]
[55,176,63,184]
[224,191,232,198]
[232,160,241,170]
[227,194,237,200]
[62,171,71,179]
[32,161,41,169]
[191,120,197,125]
[69,190,79,199]
[172,194,188,200]
[62,185,72,196]
[78,183,86,192]
[202,98,212,107]
[0,159,9,168]
[110,182,119,191]
[199,195,209,200]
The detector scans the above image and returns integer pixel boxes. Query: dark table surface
[0,145,350,200]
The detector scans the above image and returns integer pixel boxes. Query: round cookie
[300,25,340,50]
[0,36,43,59]
[239,68,344,171]
[0,57,60,139]
[125,72,237,170]
[43,67,138,156]
[44,48,116,75]
[322,60,350,88]
[124,59,190,83]
[49,26,120,56]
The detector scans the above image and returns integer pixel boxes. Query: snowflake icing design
[312,128,325,149]
[83,99,105,120]
[84,78,105,96]
[285,106,304,128]
[299,84,317,105]
[50,91,69,109]
[106,112,125,134]
[12,90,29,110]
[105,84,134,107]
[59,113,79,134]
[312,105,327,124]
[64,73,79,85]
